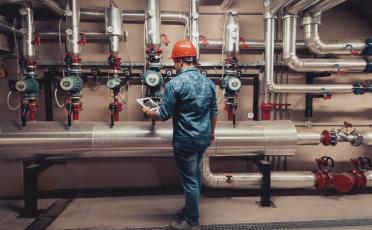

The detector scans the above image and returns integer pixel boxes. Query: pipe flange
[330,130,337,146]
[351,132,363,147]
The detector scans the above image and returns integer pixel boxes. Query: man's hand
[211,132,216,142]
[142,106,150,115]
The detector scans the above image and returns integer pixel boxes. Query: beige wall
[0,0,372,197]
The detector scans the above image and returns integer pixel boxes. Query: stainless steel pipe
[202,156,316,189]
[283,15,368,73]
[268,0,298,14]
[0,20,22,37]
[199,39,306,50]
[20,7,35,59]
[145,0,161,48]
[224,12,240,56]
[35,0,65,16]
[307,0,347,15]
[105,6,123,55]
[287,0,320,15]
[66,0,80,56]
[0,120,321,160]
[189,0,200,58]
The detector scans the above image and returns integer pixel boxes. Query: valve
[31,32,40,46]
[321,130,337,146]
[109,97,123,128]
[108,54,121,70]
[316,156,335,173]
[78,33,87,46]
[239,36,249,49]
[221,75,242,94]
[362,38,372,56]
[225,101,237,126]
[352,156,371,173]
[15,78,39,95]
[107,77,121,90]
[352,81,368,95]
[65,99,83,127]
[60,75,83,94]
[144,70,163,89]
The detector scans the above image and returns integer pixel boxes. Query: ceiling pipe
[20,7,35,59]
[268,0,298,14]
[282,14,368,73]
[287,0,321,15]
[0,120,325,160]
[0,0,65,16]
[145,0,161,48]
[307,0,346,15]
[65,0,80,56]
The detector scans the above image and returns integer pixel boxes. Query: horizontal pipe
[287,0,320,15]
[80,9,188,25]
[199,39,306,50]
[38,32,108,40]
[0,120,324,160]
[0,21,22,37]
[307,0,347,15]
[296,132,321,145]
[202,156,316,189]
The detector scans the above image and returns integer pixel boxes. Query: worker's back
[158,67,218,152]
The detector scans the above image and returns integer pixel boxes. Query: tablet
[136,97,160,111]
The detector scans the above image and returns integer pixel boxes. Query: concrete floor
[2,194,372,229]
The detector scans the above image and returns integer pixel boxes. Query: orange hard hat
[171,40,197,60]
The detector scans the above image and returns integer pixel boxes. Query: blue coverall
[156,67,218,225]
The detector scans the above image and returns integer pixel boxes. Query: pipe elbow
[305,35,328,55]
[284,55,304,72]
[201,169,218,188]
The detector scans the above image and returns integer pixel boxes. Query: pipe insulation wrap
[0,120,320,160]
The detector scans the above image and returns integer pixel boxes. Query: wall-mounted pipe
[224,12,240,57]
[268,0,297,14]
[66,0,80,56]
[199,39,307,50]
[287,0,321,15]
[0,120,324,160]
[189,0,200,58]
[20,7,35,59]
[145,0,161,48]
[307,0,346,15]
[283,15,368,73]
[34,0,65,16]
[0,20,22,37]
[105,6,123,55]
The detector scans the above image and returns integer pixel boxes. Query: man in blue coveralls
[142,40,218,230]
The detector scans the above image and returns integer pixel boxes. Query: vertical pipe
[145,0,161,48]
[66,0,80,56]
[105,6,123,55]
[189,0,200,58]
[20,7,35,59]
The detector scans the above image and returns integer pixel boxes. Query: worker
[141,40,218,230]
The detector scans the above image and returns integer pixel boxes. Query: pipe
[66,0,80,56]
[160,11,189,25]
[145,0,161,48]
[0,120,323,160]
[34,0,65,16]
[20,7,35,59]
[224,12,240,56]
[202,156,316,189]
[189,0,200,58]
[0,20,22,37]
[39,31,108,40]
[307,0,346,15]
[268,0,297,14]
[199,39,307,50]
[287,0,321,15]
[105,6,123,55]
[302,13,366,55]
[220,0,235,10]
[283,15,368,73]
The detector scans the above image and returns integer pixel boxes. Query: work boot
[170,219,200,230]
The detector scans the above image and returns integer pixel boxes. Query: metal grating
[74,218,372,230]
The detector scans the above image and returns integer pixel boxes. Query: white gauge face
[145,72,161,87]
[107,78,121,89]
[228,77,242,91]
[60,78,74,91]
[15,81,27,92]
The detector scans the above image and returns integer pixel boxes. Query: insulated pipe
[34,0,65,16]
[0,120,322,160]
[282,15,368,73]
[302,14,366,55]
[224,12,240,56]
[145,0,161,48]
[20,7,35,59]
[105,6,123,55]
[39,31,108,40]
[307,0,346,15]
[0,20,22,37]
[287,0,320,15]
[189,0,200,58]
[202,156,316,189]
[268,0,298,14]
[66,0,80,56]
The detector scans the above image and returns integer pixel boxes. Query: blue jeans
[174,148,204,225]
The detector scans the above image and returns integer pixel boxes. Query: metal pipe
[0,20,22,37]
[199,39,306,50]
[297,132,321,145]
[220,0,235,10]
[66,0,80,56]
[105,6,123,55]
[268,0,297,14]
[283,15,367,73]
[189,0,200,58]
[160,11,189,25]
[20,7,35,59]
[224,12,240,56]
[35,0,65,16]
[145,0,161,48]
[0,120,323,160]
[302,13,366,55]
[39,31,108,40]
[307,0,346,15]
[202,156,316,189]
[287,0,321,15]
